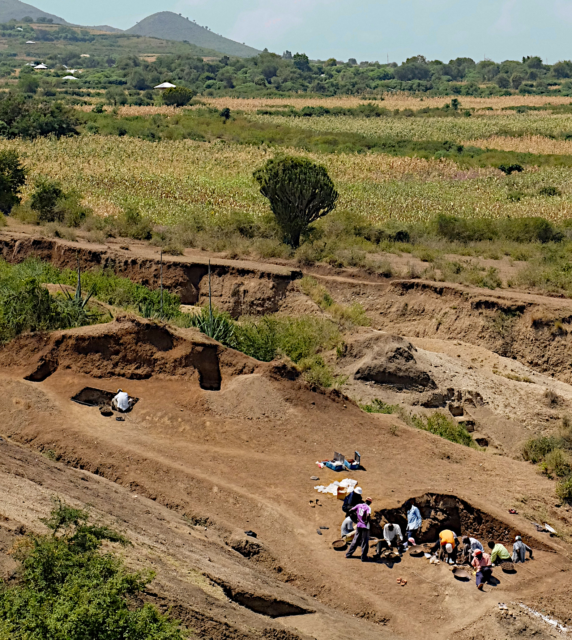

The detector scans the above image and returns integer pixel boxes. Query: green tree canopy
[253,156,338,248]
[0,150,26,214]
[162,86,195,107]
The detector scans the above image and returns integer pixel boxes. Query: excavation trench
[372,493,553,552]
[210,579,313,618]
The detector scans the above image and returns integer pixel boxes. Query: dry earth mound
[0,316,269,390]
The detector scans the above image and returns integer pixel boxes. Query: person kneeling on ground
[404,499,422,549]
[431,529,459,563]
[346,497,372,562]
[111,389,132,413]
[460,536,484,564]
[376,523,404,557]
[472,549,492,590]
[512,536,533,563]
[342,486,363,515]
[488,540,511,565]
[341,515,355,541]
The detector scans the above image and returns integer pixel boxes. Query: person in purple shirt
[345,497,373,562]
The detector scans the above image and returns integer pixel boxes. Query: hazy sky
[36,0,572,63]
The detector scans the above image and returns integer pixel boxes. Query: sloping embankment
[0,233,301,317]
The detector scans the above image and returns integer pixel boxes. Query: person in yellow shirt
[431,529,459,563]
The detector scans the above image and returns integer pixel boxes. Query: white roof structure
[62,75,79,80]
[26,41,36,44]
[16,27,23,31]
[80,54,90,57]
[34,64,48,70]
[154,82,176,89]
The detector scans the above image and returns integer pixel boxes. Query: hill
[126,11,260,58]
[0,0,67,24]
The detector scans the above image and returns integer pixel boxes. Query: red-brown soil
[1,316,571,639]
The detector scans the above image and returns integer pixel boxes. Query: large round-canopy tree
[254,156,338,248]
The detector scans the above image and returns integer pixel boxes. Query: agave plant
[57,259,97,327]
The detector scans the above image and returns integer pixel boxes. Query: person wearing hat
[471,549,492,590]
[431,529,459,563]
[512,536,533,563]
[346,497,373,562]
[342,486,363,516]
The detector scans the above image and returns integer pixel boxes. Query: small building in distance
[62,75,79,81]
[34,64,47,70]
[25,41,36,44]
[154,82,176,89]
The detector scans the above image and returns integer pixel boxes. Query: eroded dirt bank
[322,276,572,384]
[0,232,301,316]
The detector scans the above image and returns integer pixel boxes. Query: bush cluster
[0,499,186,639]
[522,419,572,503]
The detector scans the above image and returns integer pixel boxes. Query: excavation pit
[71,387,139,411]
[372,493,552,552]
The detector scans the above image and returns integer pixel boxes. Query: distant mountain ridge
[126,11,260,58]
[0,0,68,24]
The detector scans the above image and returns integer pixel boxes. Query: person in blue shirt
[404,499,422,548]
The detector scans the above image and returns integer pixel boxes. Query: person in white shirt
[375,523,404,556]
[111,389,130,413]
[341,516,355,540]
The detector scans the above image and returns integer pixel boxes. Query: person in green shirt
[487,540,511,565]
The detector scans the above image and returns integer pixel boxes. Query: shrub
[556,475,572,503]
[542,448,571,478]
[0,499,185,640]
[111,206,153,240]
[30,177,64,222]
[162,86,195,107]
[498,163,524,174]
[539,186,561,197]
[0,149,27,214]
[409,411,475,447]
[361,399,399,414]
[254,156,338,247]
[522,435,559,463]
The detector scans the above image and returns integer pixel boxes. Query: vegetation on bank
[360,399,476,448]
[0,258,364,388]
[522,416,572,503]
[0,499,187,639]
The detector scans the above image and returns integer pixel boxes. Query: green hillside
[0,0,67,24]
[127,11,260,58]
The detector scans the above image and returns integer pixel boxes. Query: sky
[34,0,572,64]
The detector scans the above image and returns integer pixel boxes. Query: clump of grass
[361,399,400,414]
[299,276,371,328]
[409,411,475,447]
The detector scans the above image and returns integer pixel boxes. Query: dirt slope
[0,319,571,639]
